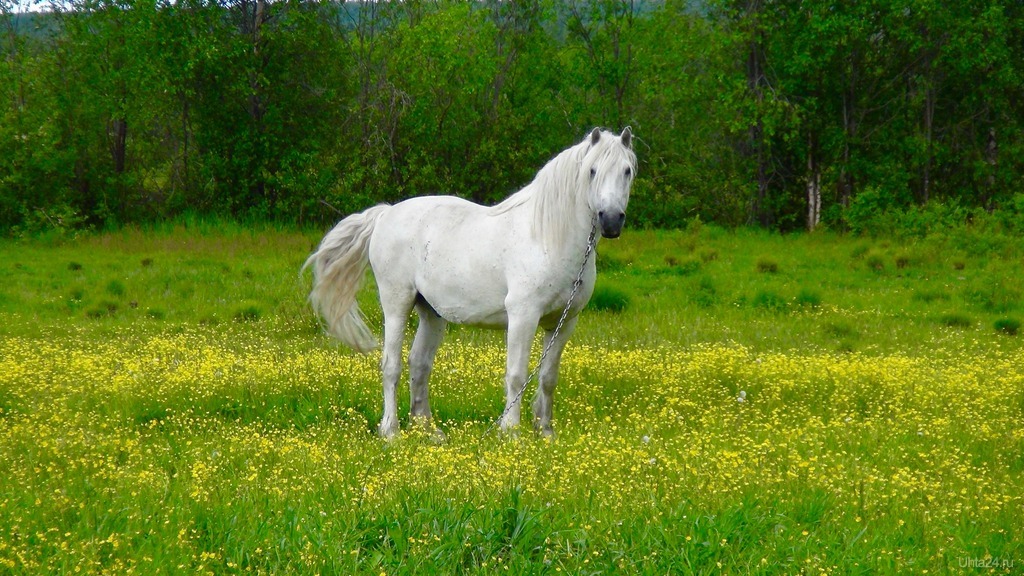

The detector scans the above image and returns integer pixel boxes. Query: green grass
[0,223,1021,574]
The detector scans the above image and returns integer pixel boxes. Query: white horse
[305,127,636,438]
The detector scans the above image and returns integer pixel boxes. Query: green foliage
[938,312,973,329]
[864,251,886,272]
[994,317,1020,336]
[893,251,912,269]
[105,279,126,297]
[755,257,779,274]
[233,302,262,323]
[690,276,718,308]
[795,288,822,309]
[752,289,787,313]
[586,284,631,314]
[2,1,1024,234]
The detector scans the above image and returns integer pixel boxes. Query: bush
[596,253,627,273]
[842,186,909,235]
[233,302,262,322]
[106,280,126,297]
[938,313,972,329]
[699,248,719,263]
[752,290,787,312]
[587,285,630,313]
[823,321,858,339]
[690,276,717,308]
[755,257,779,274]
[994,318,1020,335]
[864,251,885,272]
[86,300,119,319]
[795,289,822,309]
[664,256,702,276]
[912,289,950,304]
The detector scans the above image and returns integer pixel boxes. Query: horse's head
[582,127,637,239]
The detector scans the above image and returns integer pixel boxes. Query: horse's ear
[621,126,632,149]
[590,127,602,145]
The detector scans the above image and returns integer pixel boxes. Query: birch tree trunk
[807,131,821,230]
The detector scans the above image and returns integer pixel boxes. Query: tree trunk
[985,127,997,211]
[922,84,934,204]
[112,117,127,175]
[745,0,770,227]
[247,0,268,205]
[839,46,857,209]
[807,131,821,231]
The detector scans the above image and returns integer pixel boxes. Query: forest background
[2,0,1023,235]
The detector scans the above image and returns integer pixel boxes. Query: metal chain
[486,219,599,436]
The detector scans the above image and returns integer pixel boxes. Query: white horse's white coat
[305,128,636,438]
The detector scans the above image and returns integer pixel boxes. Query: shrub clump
[912,289,951,304]
[752,290,787,312]
[755,257,779,274]
[938,313,972,329]
[795,288,822,309]
[106,279,126,297]
[664,255,702,276]
[587,285,630,313]
[596,253,627,273]
[86,300,119,319]
[994,318,1020,336]
[823,321,858,339]
[690,276,717,308]
[864,251,885,272]
[699,248,719,263]
[233,302,262,322]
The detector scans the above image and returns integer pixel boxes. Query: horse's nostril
[618,212,625,222]
[598,210,605,219]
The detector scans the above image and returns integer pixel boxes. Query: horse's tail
[303,204,390,353]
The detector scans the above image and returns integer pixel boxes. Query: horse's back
[368,195,518,325]
[373,195,493,249]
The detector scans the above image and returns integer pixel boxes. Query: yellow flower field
[1,326,1020,574]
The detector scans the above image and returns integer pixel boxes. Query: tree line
[1,0,1022,233]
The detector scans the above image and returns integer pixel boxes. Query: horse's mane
[489,131,635,251]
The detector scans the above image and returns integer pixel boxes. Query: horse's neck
[528,144,594,254]
[536,191,595,261]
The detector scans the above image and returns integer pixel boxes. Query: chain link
[486,219,599,436]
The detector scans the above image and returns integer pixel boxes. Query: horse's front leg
[500,311,540,433]
[532,315,578,438]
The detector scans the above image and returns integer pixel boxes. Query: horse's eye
[625,167,632,177]
[589,167,596,179]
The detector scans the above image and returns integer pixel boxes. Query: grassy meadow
[0,220,1021,574]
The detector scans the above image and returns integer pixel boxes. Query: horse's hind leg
[533,316,578,438]
[378,287,416,439]
[409,300,447,437]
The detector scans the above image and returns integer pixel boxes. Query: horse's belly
[431,300,509,328]
[416,268,510,328]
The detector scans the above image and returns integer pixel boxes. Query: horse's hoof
[498,424,521,439]
[429,427,448,445]
[378,419,399,440]
[411,416,447,444]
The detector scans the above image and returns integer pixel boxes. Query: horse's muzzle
[599,210,625,238]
